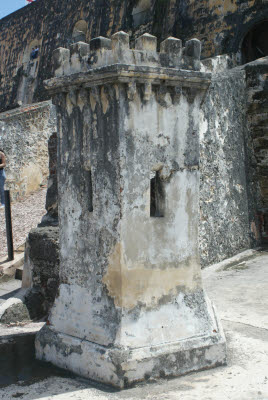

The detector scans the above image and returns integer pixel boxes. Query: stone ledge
[0,322,45,387]
[0,100,52,120]
[45,64,211,94]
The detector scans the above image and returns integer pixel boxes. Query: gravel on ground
[0,188,46,259]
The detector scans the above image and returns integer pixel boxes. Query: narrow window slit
[150,170,165,217]
[85,169,93,212]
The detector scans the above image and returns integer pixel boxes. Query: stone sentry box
[36,32,226,388]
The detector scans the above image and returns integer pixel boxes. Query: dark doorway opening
[241,20,268,64]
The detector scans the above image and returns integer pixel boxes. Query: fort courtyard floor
[0,248,267,400]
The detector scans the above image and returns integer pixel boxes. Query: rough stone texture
[1,249,268,398]
[22,226,59,319]
[0,101,56,201]
[0,0,267,112]
[244,57,268,243]
[35,32,226,388]
[0,292,30,324]
[40,130,58,226]
[199,65,260,266]
[21,128,59,319]
[10,128,59,320]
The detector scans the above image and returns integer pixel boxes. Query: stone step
[15,266,23,281]
[0,322,43,387]
[0,252,24,283]
[0,322,75,388]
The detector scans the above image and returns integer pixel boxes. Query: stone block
[112,31,129,51]
[90,36,112,51]
[135,33,157,52]
[52,47,70,76]
[22,226,59,318]
[70,42,90,58]
[185,39,201,59]
[160,37,182,56]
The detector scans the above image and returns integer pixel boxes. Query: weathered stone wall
[0,101,56,200]
[199,64,260,266]
[23,226,59,319]
[244,57,268,242]
[245,58,268,208]
[41,131,58,225]
[36,32,226,387]
[0,0,267,112]
[172,0,268,60]
[22,129,59,319]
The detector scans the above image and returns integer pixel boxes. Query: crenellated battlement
[52,31,202,78]
[46,31,211,98]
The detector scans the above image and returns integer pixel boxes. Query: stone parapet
[51,32,202,80]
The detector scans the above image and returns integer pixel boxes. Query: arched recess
[132,0,151,27]
[72,20,88,43]
[22,38,42,64]
[241,20,268,64]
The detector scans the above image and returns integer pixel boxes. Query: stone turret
[36,31,226,388]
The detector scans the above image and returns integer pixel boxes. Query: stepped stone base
[36,303,226,389]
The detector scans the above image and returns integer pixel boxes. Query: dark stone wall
[24,226,60,319]
[244,57,268,243]
[40,131,58,226]
[245,58,268,209]
[172,0,268,60]
[0,0,267,112]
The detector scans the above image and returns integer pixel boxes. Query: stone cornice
[44,64,211,94]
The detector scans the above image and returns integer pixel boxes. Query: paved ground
[0,249,268,400]
[0,188,46,258]
[0,278,21,306]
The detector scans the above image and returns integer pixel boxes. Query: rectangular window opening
[150,170,165,217]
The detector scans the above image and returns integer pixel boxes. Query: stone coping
[0,100,52,120]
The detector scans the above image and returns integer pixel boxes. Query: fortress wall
[0,0,267,112]
[172,0,268,60]
[199,63,262,266]
[0,101,56,200]
[0,0,132,112]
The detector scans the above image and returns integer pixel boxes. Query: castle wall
[0,101,56,200]
[0,0,267,112]
[244,58,268,242]
[199,66,259,266]
[172,0,268,60]
[0,0,138,112]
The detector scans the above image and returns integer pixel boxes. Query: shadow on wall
[132,0,151,27]
[241,20,268,63]
[72,20,88,43]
